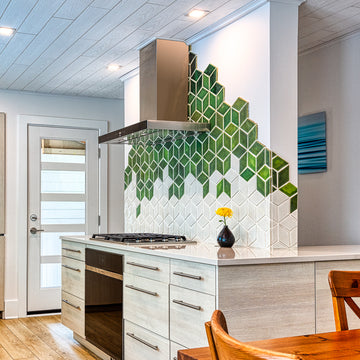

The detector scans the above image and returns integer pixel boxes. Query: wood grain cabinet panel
[218,262,315,342]
[315,260,360,333]
[62,240,85,261]
[170,285,215,349]
[123,272,169,338]
[61,291,84,337]
[170,259,216,295]
[171,341,187,360]
[125,252,169,283]
[124,320,169,360]
[62,256,85,300]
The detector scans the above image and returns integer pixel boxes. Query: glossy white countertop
[61,235,360,266]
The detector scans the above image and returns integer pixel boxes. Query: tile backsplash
[124,52,297,249]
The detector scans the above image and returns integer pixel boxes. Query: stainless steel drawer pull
[125,284,158,297]
[126,261,159,271]
[172,299,202,311]
[62,264,81,272]
[126,332,159,351]
[62,299,81,310]
[62,247,81,253]
[173,271,202,280]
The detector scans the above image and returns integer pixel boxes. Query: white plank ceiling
[0,0,359,99]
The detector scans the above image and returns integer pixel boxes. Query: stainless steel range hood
[99,39,210,145]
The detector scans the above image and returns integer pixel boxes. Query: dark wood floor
[0,315,100,360]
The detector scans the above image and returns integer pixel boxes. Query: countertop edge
[61,236,360,266]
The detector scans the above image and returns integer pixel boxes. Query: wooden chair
[205,310,302,360]
[328,270,360,331]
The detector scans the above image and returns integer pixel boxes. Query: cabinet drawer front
[124,273,169,338]
[170,285,215,348]
[171,341,187,360]
[125,253,169,283]
[61,291,84,337]
[62,257,85,299]
[124,320,169,360]
[62,240,85,261]
[171,259,216,295]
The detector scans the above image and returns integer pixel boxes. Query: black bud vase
[217,225,235,248]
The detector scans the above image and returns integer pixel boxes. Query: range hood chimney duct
[99,39,210,145]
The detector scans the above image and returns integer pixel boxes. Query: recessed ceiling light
[188,9,209,19]
[0,27,15,36]
[107,64,121,71]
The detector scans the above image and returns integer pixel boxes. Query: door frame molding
[17,115,108,318]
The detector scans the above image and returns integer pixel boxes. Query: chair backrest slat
[328,270,360,331]
[205,310,302,360]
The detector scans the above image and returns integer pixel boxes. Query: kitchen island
[61,235,360,360]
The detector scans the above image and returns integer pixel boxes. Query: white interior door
[27,125,99,313]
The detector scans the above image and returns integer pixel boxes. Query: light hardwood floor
[0,315,100,360]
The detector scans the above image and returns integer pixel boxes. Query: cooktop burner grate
[91,233,188,244]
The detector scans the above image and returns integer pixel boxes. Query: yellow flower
[216,207,233,226]
[216,207,233,218]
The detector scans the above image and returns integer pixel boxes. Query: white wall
[0,89,124,317]
[298,33,360,245]
[191,1,299,185]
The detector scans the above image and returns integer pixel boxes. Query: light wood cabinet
[124,320,169,360]
[170,285,215,348]
[170,341,186,360]
[170,259,216,295]
[61,240,85,337]
[123,272,169,338]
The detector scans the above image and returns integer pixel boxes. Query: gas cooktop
[91,233,196,245]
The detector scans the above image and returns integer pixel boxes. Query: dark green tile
[278,166,289,187]
[203,74,210,90]
[179,183,185,199]
[216,135,223,152]
[216,113,224,128]
[209,137,216,152]
[136,205,141,218]
[196,98,202,112]
[190,80,196,95]
[204,150,215,163]
[248,152,256,171]
[168,184,174,199]
[223,133,231,151]
[233,144,246,159]
[231,109,239,126]
[197,172,208,184]
[188,93,195,104]
[241,119,255,133]
[210,93,216,108]
[224,179,231,197]
[204,64,216,76]
[240,103,249,124]
[224,155,231,175]
[248,127,257,147]
[240,168,255,181]
[218,102,230,115]
[280,183,297,197]
[256,150,265,171]
[211,82,223,95]
[233,97,247,111]
[272,156,288,171]
[216,158,224,175]
[249,142,264,155]
[265,149,271,166]
[216,179,223,198]
[204,106,215,120]
[198,88,208,100]
[290,194,298,213]
[193,69,201,81]
[231,130,240,150]
[192,152,201,164]
[272,170,278,188]
[258,165,270,180]
[216,88,224,109]
[225,123,237,136]
[203,180,210,197]
[239,152,247,172]
[240,130,247,148]
[209,158,216,175]
[202,93,209,111]
[211,126,222,139]
[224,109,231,128]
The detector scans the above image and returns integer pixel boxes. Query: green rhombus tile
[216,179,223,198]
[224,179,231,197]
[290,194,298,213]
[258,165,270,180]
[136,204,141,218]
[278,165,289,187]
[280,183,297,197]
[273,156,288,171]
[240,168,255,181]
[233,97,247,111]
[203,180,210,197]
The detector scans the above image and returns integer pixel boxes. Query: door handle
[30,227,44,235]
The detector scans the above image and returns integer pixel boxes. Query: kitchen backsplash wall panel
[124,53,297,248]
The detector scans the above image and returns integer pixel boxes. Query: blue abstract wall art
[298,111,327,174]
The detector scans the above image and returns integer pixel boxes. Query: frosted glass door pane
[41,264,61,288]
[41,201,85,224]
[41,170,85,194]
[41,232,84,256]
[41,154,85,163]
